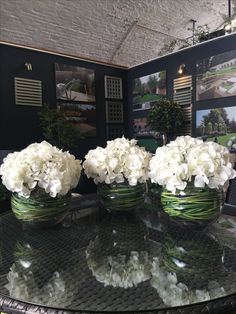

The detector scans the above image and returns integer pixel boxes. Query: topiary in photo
[147,98,184,145]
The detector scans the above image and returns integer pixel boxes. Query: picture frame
[196,50,236,101]
[195,105,236,153]
[57,102,96,137]
[132,70,166,111]
[133,116,163,152]
[55,63,95,102]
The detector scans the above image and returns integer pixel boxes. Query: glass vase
[11,187,71,228]
[161,184,225,230]
[97,182,145,213]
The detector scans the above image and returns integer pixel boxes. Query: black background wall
[2,34,236,154]
[0,44,128,193]
[0,43,127,159]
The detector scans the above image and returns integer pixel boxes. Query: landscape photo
[195,106,236,152]
[132,71,166,111]
[196,50,236,101]
[133,117,163,152]
[55,63,95,102]
[57,102,96,137]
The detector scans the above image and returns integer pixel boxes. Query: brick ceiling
[0,0,228,67]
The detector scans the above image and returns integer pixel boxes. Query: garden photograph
[196,50,236,101]
[196,106,236,152]
[132,71,166,111]
[55,63,95,102]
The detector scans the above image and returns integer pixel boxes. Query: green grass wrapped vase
[11,187,71,228]
[161,184,225,229]
[97,182,145,213]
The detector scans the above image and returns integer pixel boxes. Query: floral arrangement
[0,141,82,198]
[83,137,151,186]
[149,136,236,193]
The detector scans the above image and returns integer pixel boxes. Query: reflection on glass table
[1,200,236,313]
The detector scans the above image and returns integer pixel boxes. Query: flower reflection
[5,241,78,307]
[151,257,226,307]
[86,212,151,288]
[86,241,151,288]
[150,226,227,307]
[162,229,224,281]
[6,266,68,306]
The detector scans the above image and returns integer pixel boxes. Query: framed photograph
[133,117,163,152]
[132,70,166,111]
[57,102,96,137]
[195,105,236,152]
[55,63,95,102]
[196,50,236,101]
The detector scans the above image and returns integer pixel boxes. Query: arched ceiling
[0,0,228,67]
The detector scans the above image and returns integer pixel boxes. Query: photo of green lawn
[132,71,166,111]
[196,50,236,101]
[133,117,163,152]
[196,106,236,152]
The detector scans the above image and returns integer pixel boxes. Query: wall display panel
[55,63,95,102]
[196,50,236,101]
[106,101,123,123]
[133,116,163,152]
[106,125,124,140]
[195,105,236,152]
[104,76,123,99]
[132,71,166,111]
[57,102,96,137]
[15,77,42,106]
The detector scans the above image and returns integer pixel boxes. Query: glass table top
[1,197,236,313]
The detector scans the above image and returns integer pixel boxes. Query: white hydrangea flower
[149,136,236,193]
[83,137,152,186]
[0,141,82,198]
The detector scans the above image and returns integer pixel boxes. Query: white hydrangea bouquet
[0,141,82,224]
[83,137,151,212]
[149,136,236,227]
[149,136,236,193]
[83,136,151,186]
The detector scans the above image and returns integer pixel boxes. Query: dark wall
[0,44,128,193]
[0,43,127,159]
[127,33,236,137]
[2,34,236,153]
